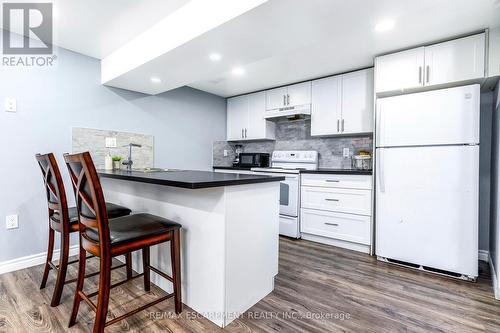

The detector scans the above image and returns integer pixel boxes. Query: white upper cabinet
[266,87,288,110]
[227,92,275,141]
[311,76,342,136]
[424,34,485,86]
[266,82,311,110]
[341,68,374,134]
[227,95,248,141]
[247,91,275,140]
[375,33,485,94]
[375,47,425,93]
[311,68,374,136]
[287,82,312,107]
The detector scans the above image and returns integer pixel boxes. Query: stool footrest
[65,263,127,284]
[105,293,175,327]
[149,266,173,283]
[78,290,97,313]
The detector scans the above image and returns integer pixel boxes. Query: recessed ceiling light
[209,53,222,61]
[150,77,161,84]
[232,67,245,76]
[375,19,395,32]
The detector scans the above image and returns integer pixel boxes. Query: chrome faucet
[122,143,142,171]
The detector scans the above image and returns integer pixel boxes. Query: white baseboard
[0,244,80,275]
[489,253,500,300]
[479,250,490,262]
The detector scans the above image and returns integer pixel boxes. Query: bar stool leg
[40,228,55,290]
[93,256,112,333]
[68,246,87,327]
[51,232,69,307]
[125,253,133,280]
[170,230,182,314]
[142,247,150,291]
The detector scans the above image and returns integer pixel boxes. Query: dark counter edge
[212,166,252,171]
[213,166,372,175]
[98,171,285,189]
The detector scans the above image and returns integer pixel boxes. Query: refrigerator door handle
[378,149,385,193]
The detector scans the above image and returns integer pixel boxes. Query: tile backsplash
[213,119,372,169]
[72,127,154,169]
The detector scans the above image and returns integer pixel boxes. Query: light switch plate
[4,97,16,112]
[343,148,350,158]
[6,214,18,229]
[105,137,117,148]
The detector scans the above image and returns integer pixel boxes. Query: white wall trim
[0,245,80,275]
[479,250,490,262]
[489,253,500,300]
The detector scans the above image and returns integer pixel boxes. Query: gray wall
[0,33,226,262]
[491,79,500,294]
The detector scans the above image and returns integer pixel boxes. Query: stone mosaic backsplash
[72,127,154,170]
[213,119,373,169]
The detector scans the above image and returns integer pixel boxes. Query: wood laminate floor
[0,237,499,333]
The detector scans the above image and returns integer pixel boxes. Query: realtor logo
[2,2,56,67]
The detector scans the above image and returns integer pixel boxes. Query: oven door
[252,171,299,217]
[279,175,299,217]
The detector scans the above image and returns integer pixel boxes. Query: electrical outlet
[4,97,16,112]
[343,148,350,158]
[105,137,117,148]
[6,214,18,229]
[223,150,229,157]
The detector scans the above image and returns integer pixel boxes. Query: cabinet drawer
[301,186,371,215]
[301,173,372,190]
[301,208,370,245]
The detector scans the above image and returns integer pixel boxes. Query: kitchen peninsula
[98,169,284,328]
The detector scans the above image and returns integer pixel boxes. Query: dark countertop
[98,169,285,189]
[301,168,373,175]
[213,166,372,175]
[212,166,252,171]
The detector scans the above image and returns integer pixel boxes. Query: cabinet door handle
[325,179,340,183]
[244,128,247,138]
[242,129,244,138]
[337,119,340,132]
[283,95,286,106]
[426,66,430,84]
[418,66,422,83]
[325,198,339,202]
[341,119,345,132]
[287,94,290,105]
[325,222,339,226]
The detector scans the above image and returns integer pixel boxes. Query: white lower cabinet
[301,186,372,216]
[301,209,370,245]
[300,173,372,253]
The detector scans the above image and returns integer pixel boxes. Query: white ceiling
[3,0,500,97]
[1,0,190,59]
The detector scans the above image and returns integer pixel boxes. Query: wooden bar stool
[64,152,182,333]
[36,153,133,307]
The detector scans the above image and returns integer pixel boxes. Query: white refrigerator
[375,84,480,279]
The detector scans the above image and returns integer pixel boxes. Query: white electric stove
[252,151,318,238]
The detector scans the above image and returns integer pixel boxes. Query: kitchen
[1,1,500,332]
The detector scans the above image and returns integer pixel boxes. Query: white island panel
[101,177,279,327]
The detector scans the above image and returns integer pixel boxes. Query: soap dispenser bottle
[105,152,113,170]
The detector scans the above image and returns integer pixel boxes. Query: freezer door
[375,145,478,277]
[376,85,480,147]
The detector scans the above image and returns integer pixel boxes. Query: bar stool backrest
[36,153,70,232]
[64,152,110,256]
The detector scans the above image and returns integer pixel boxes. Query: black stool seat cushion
[86,213,181,245]
[51,203,132,230]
